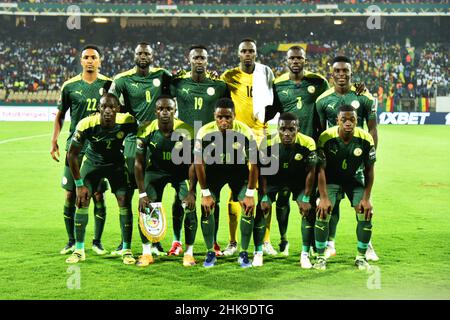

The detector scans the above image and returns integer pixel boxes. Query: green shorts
[264,185,313,205]
[80,159,130,196]
[61,154,108,193]
[144,172,189,202]
[326,184,364,208]
[124,140,137,190]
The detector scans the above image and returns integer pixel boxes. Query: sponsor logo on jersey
[353,148,363,157]
[281,89,289,95]
[182,88,190,94]
[131,83,139,88]
[92,136,101,142]
[351,100,360,109]
[207,87,215,96]
[153,79,161,87]
[307,86,315,94]
[327,103,336,110]
[74,90,83,96]
[294,153,303,161]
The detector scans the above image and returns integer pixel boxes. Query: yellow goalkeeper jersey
[221,67,267,144]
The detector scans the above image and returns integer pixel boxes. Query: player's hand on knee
[358,199,373,220]
[76,186,89,208]
[243,196,255,216]
[201,196,215,216]
[298,201,312,217]
[316,197,331,220]
[183,192,196,211]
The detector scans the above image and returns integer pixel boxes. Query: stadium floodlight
[334,19,344,25]
[93,17,109,24]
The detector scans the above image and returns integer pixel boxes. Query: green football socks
[63,201,76,242]
[201,208,215,251]
[74,207,89,250]
[119,206,132,250]
[93,199,106,242]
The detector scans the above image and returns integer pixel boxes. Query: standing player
[65,94,137,265]
[315,56,378,261]
[170,45,229,256]
[194,98,259,268]
[259,112,317,268]
[265,46,329,258]
[51,45,111,256]
[221,38,276,256]
[314,105,376,271]
[134,96,197,267]
[109,42,171,256]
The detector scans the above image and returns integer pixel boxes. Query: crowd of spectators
[0,15,447,102]
[1,38,447,101]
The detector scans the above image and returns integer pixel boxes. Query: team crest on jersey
[294,153,303,161]
[116,131,124,139]
[351,100,360,109]
[207,87,215,96]
[307,86,315,94]
[99,88,104,96]
[232,142,241,150]
[353,148,363,157]
[62,177,68,185]
[153,79,161,87]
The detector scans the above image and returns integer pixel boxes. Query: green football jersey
[71,113,137,166]
[195,120,257,178]
[170,72,230,128]
[57,73,112,150]
[109,67,171,124]
[259,132,317,189]
[318,126,376,187]
[269,71,329,139]
[315,86,377,130]
[136,119,194,178]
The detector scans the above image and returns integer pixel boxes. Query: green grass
[0,122,449,300]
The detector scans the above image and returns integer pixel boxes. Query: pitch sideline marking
[0,132,69,145]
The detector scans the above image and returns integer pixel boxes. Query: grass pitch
[0,122,449,300]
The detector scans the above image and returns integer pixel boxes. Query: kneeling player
[195,98,259,268]
[259,112,317,268]
[315,104,376,270]
[66,93,137,265]
[134,96,197,267]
